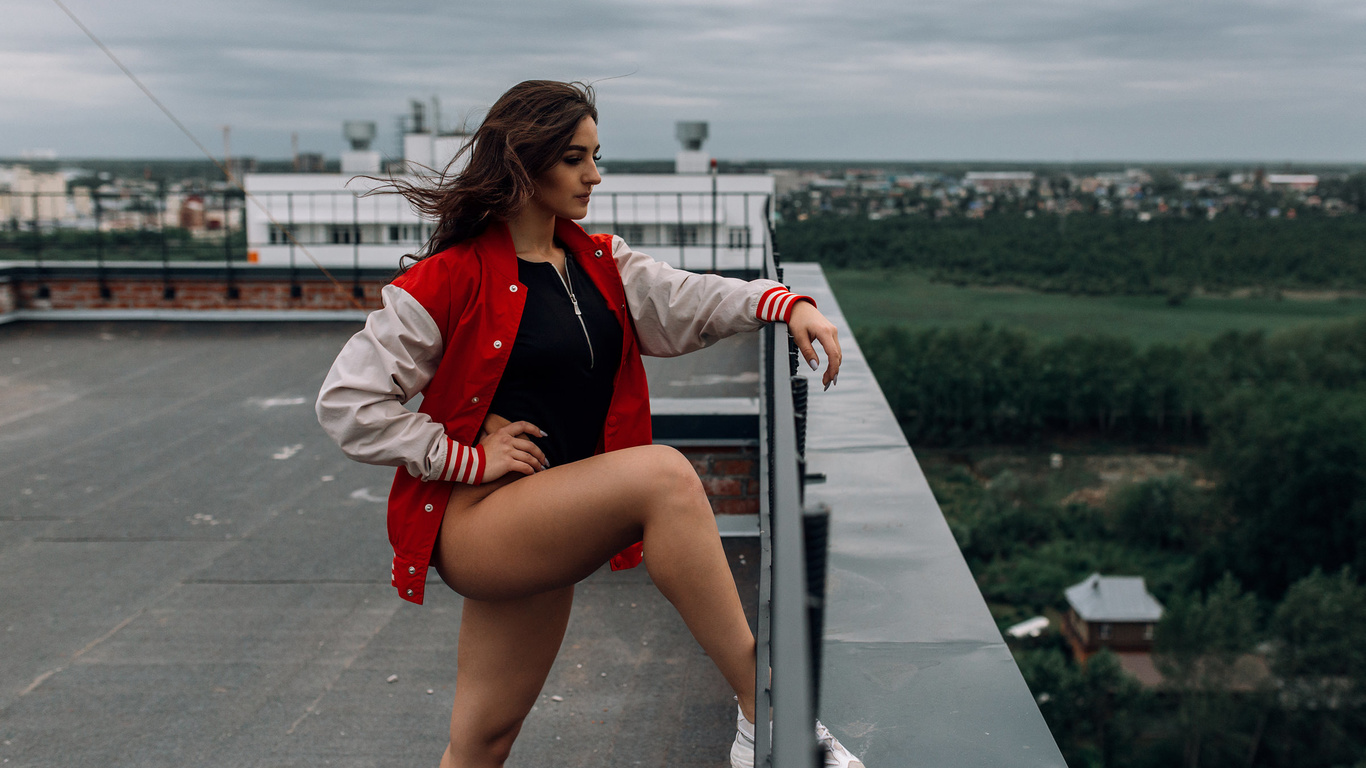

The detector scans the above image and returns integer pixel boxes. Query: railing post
[677,192,685,269]
[224,190,238,299]
[159,184,174,299]
[94,192,110,300]
[711,162,718,272]
[760,217,821,767]
[352,193,363,299]
[757,325,775,767]
[744,194,752,271]
[33,191,50,299]
[288,192,301,298]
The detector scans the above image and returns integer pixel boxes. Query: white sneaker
[729,706,867,768]
[816,720,866,768]
[730,705,756,768]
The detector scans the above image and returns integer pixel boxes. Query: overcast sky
[3,0,1364,162]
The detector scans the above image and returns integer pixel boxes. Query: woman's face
[530,116,602,221]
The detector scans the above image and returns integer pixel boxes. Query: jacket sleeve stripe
[454,443,469,483]
[755,286,815,323]
[776,292,796,321]
[757,287,783,321]
[439,438,455,482]
[472,446,486,485]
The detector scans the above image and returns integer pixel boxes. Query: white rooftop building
[244,117,774,272]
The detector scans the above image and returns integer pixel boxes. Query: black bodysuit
[487,251,623,468]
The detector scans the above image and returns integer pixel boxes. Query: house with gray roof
[1063,573,1165,662]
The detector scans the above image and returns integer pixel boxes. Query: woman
[317,80,861,768]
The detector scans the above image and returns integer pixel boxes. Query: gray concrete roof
[0,263,1067,767]
[1065,573,1165,623]
[0,320,756,767]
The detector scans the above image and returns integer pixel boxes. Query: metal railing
[756,205,828,768]
[0,188,246,300]
[241,187,775,272]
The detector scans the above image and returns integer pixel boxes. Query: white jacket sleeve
[316,283,486,484]
[611,235,812,357]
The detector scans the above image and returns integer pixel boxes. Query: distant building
[964,171,1034,194]
[1063,573,1164,663]
[244,114,774,270]
[0,166,68,223]
[293,152,327,173]
[1266,174,1318,192]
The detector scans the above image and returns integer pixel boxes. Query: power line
[49,0,367,311]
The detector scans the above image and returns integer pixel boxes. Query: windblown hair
[380,80,598,271]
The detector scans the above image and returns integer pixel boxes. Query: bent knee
[635,444,705,496]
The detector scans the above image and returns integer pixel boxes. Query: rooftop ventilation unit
[675,121,708,151]
[674,121,711,174]
[343,121,377,151]
[342,121,380,173]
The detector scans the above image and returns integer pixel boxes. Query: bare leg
[438,586,574,768]
[433,444,758,766]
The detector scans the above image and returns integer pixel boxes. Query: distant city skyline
[3,0,1364,163]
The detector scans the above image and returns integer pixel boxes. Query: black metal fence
[756,209,829,767]
[1,189,244,264]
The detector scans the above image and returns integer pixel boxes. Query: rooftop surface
[0,263,1065,767]
[0,320,757,767]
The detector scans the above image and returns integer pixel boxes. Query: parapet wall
[0,262,388,323]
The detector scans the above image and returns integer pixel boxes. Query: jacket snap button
[406,588,414,596]
[594,249,603,258]
[493,340,502,349]
[509,284,518,292]
[471,396,479,404]
[408,565,416,575]
[424,503,434,512]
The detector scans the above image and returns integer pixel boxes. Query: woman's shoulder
[393,241,482,288]
[388,241,488,325]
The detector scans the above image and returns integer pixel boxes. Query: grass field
[826,268,1366,346]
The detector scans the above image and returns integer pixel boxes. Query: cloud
[2,0,1364,160]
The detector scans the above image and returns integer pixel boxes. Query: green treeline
[0,228,244,262]
[898,317,1366,766]
[779,214,1366,295]
[862,318,1366,447]
[931,372,1366,608]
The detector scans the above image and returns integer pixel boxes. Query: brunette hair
[381,80,598,270]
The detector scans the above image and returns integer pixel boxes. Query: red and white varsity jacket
[316,218,811,604]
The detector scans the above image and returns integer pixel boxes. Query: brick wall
[13,276,386,312]
[0,277,14,318]
[680,444,760,516]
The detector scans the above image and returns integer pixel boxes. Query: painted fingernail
[542,462,550,470]
[808,359,818,371]
[824,381,830,391]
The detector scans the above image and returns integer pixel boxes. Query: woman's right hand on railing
[477,418,549,482]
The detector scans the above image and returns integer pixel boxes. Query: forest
[807,210,1366,768]
[863,319,1366,768]
[779,213,1366,297]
